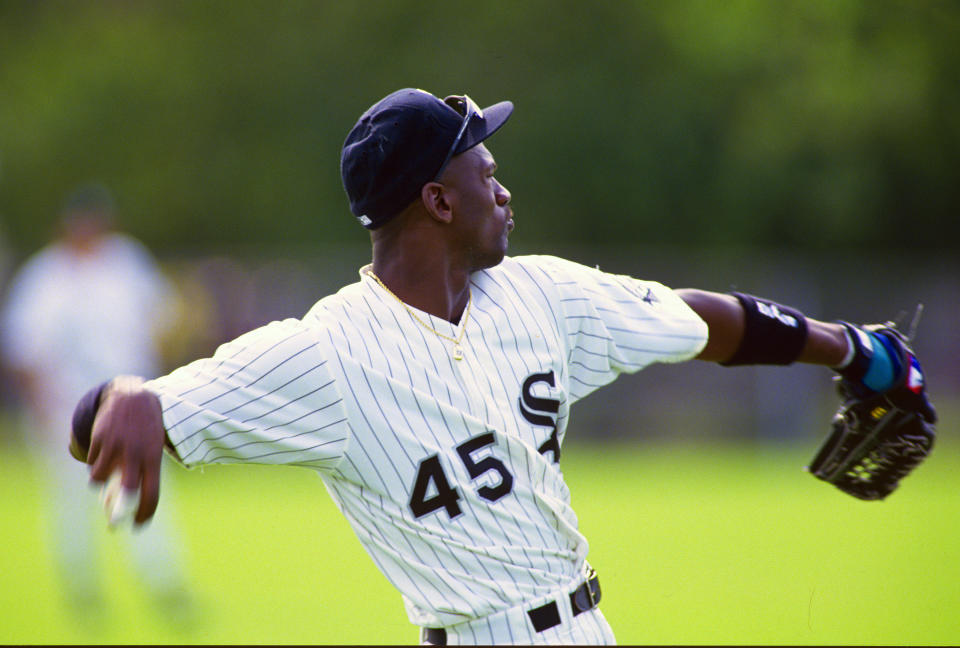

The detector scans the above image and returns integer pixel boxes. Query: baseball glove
[807,321,937,500]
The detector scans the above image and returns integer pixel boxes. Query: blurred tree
[0,0,956,258]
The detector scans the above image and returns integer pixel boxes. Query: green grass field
[1,429,958,645]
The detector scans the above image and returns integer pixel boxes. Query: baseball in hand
[100,470,140,528]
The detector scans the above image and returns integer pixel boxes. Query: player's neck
[368,205,475,323]
[370,249,471,325]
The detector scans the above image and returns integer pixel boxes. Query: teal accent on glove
[862,332,901,392]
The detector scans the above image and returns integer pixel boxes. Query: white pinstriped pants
[418,589,616,645]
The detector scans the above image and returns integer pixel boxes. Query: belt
[422,570,601,645]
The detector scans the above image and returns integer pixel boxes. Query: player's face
[441,143,513,271]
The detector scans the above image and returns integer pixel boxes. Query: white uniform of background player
[0,185,189,610]
[143,254,707,644]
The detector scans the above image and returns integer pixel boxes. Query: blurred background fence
[1,0,957,440]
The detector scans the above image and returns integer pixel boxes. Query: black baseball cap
[62,182,115,214]
[340,88,513,229]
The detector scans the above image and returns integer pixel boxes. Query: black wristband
[721,292,809,366]
[834,321,875,383]
[71,380,111,456]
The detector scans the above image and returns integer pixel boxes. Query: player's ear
[421,182,454,225]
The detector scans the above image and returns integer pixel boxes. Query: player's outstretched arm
[675,288,848,367]
[70,375,170,525]
[677,288,937,499]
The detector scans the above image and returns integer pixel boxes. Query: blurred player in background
[0,184,193,618]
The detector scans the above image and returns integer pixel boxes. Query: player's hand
[86,376,167,525]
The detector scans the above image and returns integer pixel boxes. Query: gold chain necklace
[365,269,472,361]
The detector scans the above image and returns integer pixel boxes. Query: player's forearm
[798,318,848,367]
[677,288,848,367]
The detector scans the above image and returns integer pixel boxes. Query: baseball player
[69,89,926,644]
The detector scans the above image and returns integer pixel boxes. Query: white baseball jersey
[144,254,708,631]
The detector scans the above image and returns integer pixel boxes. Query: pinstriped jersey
[144,254,708,628]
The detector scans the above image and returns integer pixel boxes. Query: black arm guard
[721,292,808,366]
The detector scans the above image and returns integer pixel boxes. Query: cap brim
[455,100,514,155]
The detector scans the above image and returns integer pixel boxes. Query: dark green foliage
[1,0,957,257]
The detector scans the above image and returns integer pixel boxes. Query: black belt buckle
[569,568,601,616]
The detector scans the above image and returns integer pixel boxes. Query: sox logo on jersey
[519,370,562,463]
[144,254,707,643]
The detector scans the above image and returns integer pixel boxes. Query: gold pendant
[453,344,463,361]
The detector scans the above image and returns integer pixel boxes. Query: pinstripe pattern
[144,254,707,640]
